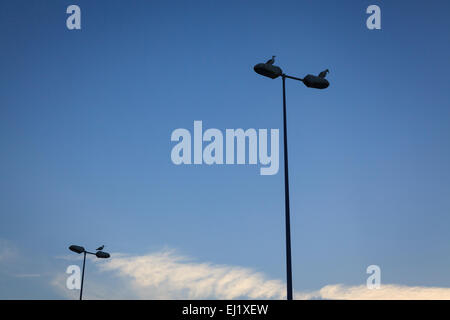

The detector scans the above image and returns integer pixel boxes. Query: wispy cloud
[0,239,18,263]
[13,273,41,278]
[311,284,450,300]
[51,249,450,300]
[97,250,287,299]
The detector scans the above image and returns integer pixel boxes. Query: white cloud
[51,249,450,300]
[13,274,41,278]
[311,284,450,300]
[0,239,17,263]
[97,250,287,299]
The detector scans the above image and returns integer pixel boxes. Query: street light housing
[302,74,329,89]
[95,251,110,259]
[68,244,110,300]
[69,245,85,254]
[254,63,283,79]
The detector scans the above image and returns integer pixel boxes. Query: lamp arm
[283,74,304,82]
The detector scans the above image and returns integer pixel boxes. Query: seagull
[265,55,276,65]
[96,245,104,251]
[318,69,329,78]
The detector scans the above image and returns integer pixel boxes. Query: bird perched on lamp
[318,69,329,78]
[96,245,104,251]
[265,55,276,65]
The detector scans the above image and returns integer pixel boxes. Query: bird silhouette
[96,245,104,251]
[318,69,329,78]
[265,55,276,65]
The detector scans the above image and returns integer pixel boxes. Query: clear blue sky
[1,0,450,299]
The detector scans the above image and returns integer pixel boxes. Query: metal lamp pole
[254,60,330,300]
[80,251,86,300]
[281,74,293,300]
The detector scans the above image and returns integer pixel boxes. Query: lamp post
[253,59,330,300]
[69,245,110,300]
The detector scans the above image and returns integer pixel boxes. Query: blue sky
[1,0,450,299]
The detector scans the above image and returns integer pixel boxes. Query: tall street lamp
[253,58,330,300]
[69,244,111,300]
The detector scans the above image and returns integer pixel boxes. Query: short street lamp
[253,57,330,300]
[69,244,110,300]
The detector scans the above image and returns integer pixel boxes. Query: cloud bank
[0,239,17,263]
[52,249,450,300]
[97,250,287,299]
[314,284,450,300]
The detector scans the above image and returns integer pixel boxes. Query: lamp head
[302,74,330,89]
[95,251,110,259]
[254,63,283,79]
[69,245,85,254]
